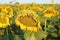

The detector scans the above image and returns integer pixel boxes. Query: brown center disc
[18,14,38,27]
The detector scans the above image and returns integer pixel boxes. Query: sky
[0,0,60,4]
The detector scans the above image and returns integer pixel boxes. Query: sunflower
[0,7,3,13]
[0,5,6,9]
[0,13,10,28]
[43,7,59,18]
[28,5,45,13]
[15,10,42,32]
[5,6,14,18]
[21,4,30,9]
[58,9,60,13]
[28,7,38,12]
[38,5,45,11]
[12,6,20,12]
[0,5,7,13]
[0,5,13,18]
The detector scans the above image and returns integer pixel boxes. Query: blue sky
[0,0,60,4]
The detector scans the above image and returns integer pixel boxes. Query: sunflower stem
[6,28,8,36]
[44,19,47,40]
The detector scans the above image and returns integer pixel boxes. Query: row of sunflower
[0,3,60,40]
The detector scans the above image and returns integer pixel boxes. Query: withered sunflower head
[15,10,42,32]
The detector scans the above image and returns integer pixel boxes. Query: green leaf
[24,31,33,40]
[47,25,57,33]
[14,35,22,40]
[13,10,17,16]
[37,11,45,19]
[35,30,48,40]
[51,33,58,37]
[0,35,9,40]
[48,25,54,28]
[58,30,60,37]
[51,16,59,22]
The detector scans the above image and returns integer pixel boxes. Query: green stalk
[6,28,8,36]
[44,19,47,40]
[6,28,9,40]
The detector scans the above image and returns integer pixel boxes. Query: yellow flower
[28,7,38,12]
[58,9,60,13]
[38,5,45,11]
[28,5,45,12]
[0,5,6,9]
[0,5,7,13]
[0,5,13,18]
[21,4,30,9]
[0,13,10,28]
[43,7,59,18]
[13,7,20,12]
[15,10,42,32]
[5,6,14,18]
[28,7,40,13]
[1,9,7,13]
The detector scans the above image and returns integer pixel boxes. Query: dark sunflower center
[6,8,11,12]
[18,14,38,27]
[45,10,54,14]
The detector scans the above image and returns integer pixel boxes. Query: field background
[0,0,60,40]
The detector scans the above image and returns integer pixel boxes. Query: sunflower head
[28,7,42,13]
[38,5,45,11]
[15,10,42,32]
[0,13,10,28]
[43,7,59,18]
[0,5,7,13]
[28,5,45,13]
[21,4,30,9]
[5,6,14,18]
[0,6,13,18]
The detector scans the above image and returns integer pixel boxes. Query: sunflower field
[0,2,60,40]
